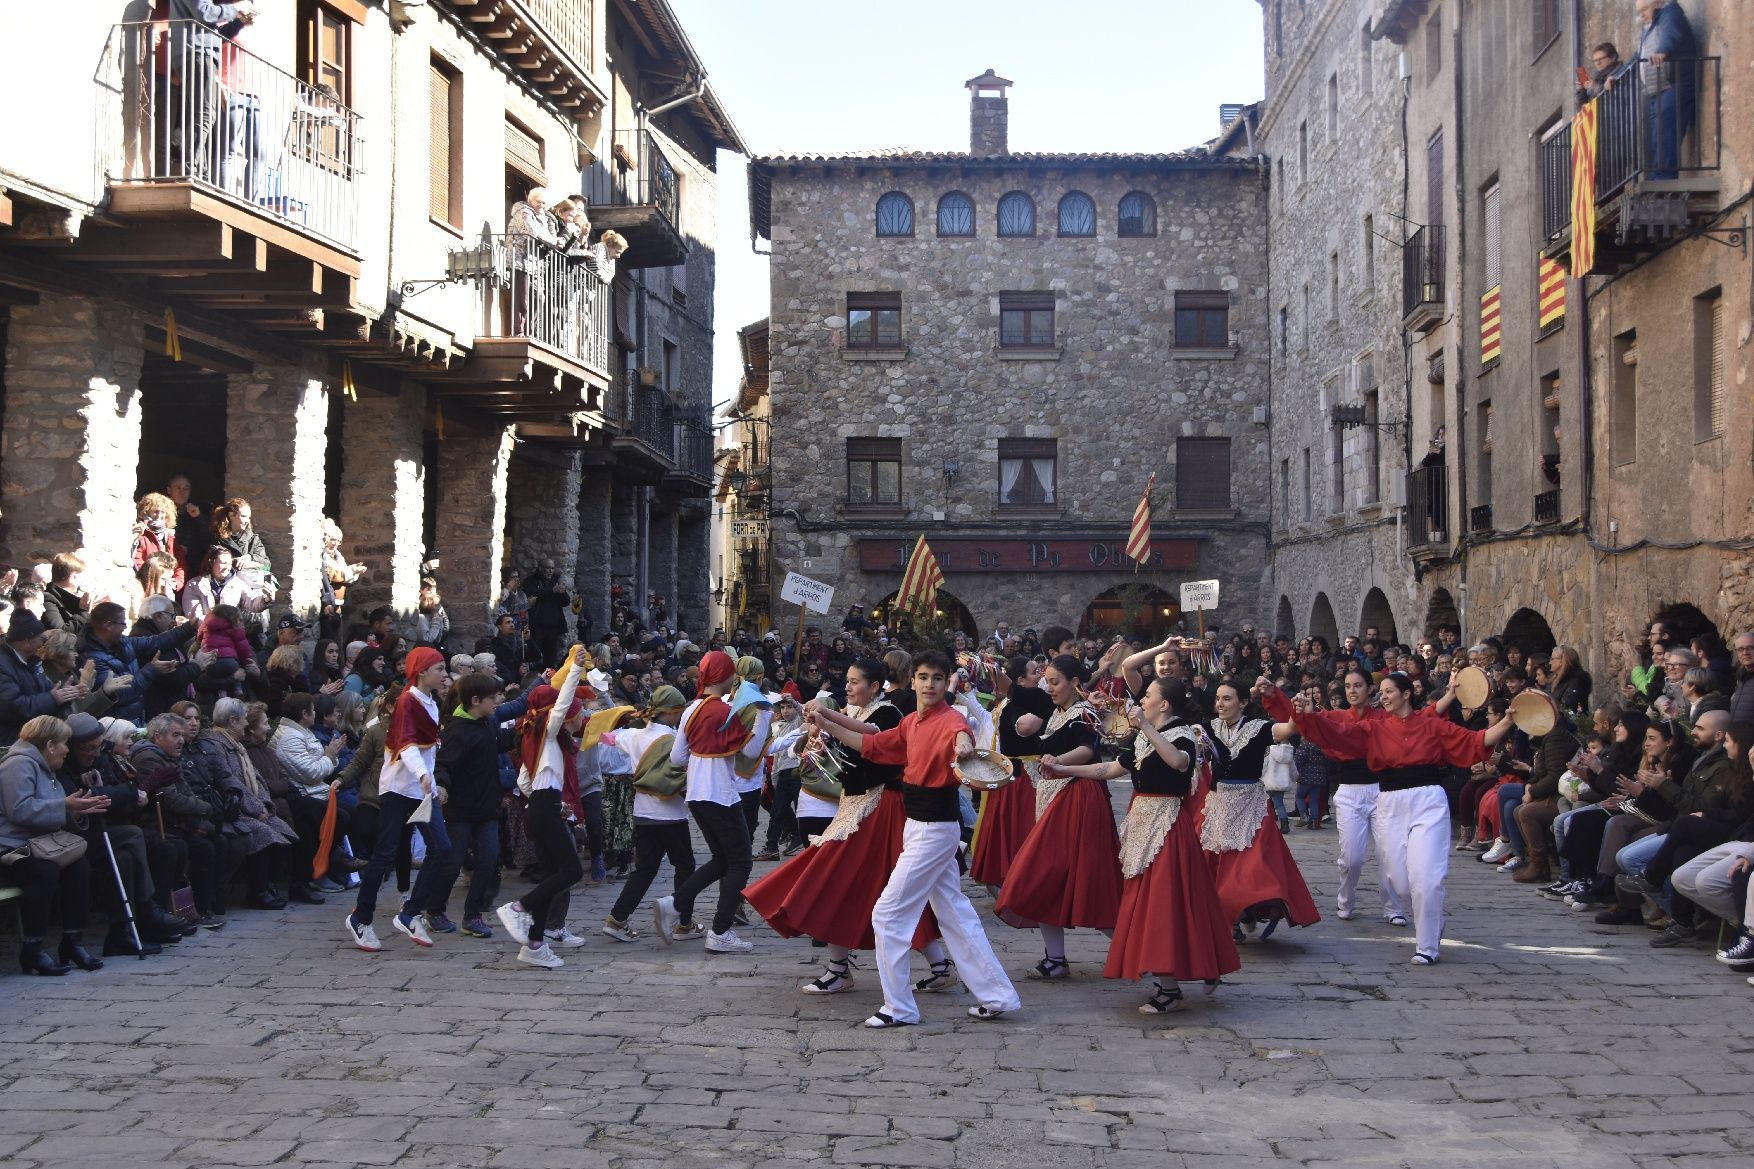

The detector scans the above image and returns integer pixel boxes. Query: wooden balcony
[585,130,687,269]
[441,0,604,112]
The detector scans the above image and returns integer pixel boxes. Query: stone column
[433,425,515,646]
[506,447,582,583]
[609,481,638,587]
[226,360,328,616]
[0,292,146,603]
[576,468,612,643]
[338,384,427,619]
[675,507,711,638]
[648,505,678,629]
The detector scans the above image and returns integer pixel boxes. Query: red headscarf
[517,682,586,820]
[404,646,444,681]
[698,650,736,689]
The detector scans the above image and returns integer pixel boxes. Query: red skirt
[995,776,1123,930]
[1105,795,1241,982]
[1207,807,1322,927]
[968,760,1037,886]
[743,787,937,952]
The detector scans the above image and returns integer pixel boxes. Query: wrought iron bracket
[399,277,455,297]
[1694,220,1747,253]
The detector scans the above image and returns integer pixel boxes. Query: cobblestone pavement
[3,788,1752,1169]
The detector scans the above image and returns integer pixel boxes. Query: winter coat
[435,709,515,823]
[0,646,70,747]
[0,740,76,851]
[42,585,89,636]
[77,623,200,724]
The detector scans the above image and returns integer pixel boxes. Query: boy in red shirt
[812,650,1020,1027]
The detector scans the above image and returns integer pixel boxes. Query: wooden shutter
[1708,298,1726,437]
[1175,438,1231,510]
[428,65,452,223]
[1483,184,1502,289]
[505,118,545,184]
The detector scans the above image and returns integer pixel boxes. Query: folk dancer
[968,655,1051,891]
[600,686,699,944]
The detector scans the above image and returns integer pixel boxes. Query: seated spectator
[1682,667,1729,725]
[130,595,212,719]
[1634,720,1754,948]
[11,582,45,620]
[311,638,346,691]
[251,699,337,904]
[132,493,187,591]
[42,553,91,636]
[131,711,226,929]
[136,552,182,619]
[345,646,393,696]
[262,644,310,719]
[180,546,267,622]
[0,610,85,748]
[78,601,200,725]
[183,697,296,911]
[39,629,131,719]
[0,715,103,975]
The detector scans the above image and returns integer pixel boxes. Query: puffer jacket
[77,624,200,724]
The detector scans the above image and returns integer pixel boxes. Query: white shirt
[670,698,772,807]
[378,687,440,801]
[613,722,688,822]
[519,666,584,795]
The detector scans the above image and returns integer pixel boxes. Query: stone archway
[1274,595,1295,640]
[1649,601,1721,650]
[1309,593,1339,645]
[871,589,979,643]
[1079,585,1179,641]
[1424,587,1460,642]
[1502,607,1557,659]
[1360,587,1398,643]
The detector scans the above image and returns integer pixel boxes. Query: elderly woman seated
[183,697,297,911]
[0,715,104,975]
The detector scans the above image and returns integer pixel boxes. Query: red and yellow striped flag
[1538,256,1566,329]
[895,534,944,617]
[1571,99,1598,277]
[1125,472,1156,572]
[1480,285,1502,365]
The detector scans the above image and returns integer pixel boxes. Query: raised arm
[1121,637,1175,696]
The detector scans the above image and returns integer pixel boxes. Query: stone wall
[338,384,427,619]
[432,426,515,646]
[647,505,678,627]
[225,361,329,615]
[576,470,613,640]
[675,506,711,638]
[506,446,581,583]
[764,159,1272,637]
[0,292,147,603]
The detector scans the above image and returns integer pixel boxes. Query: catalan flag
[1538,256,1566,330]
[1571,99,1598,277]
[1125,472,1156,572]
[895,534,944,617]
[1480,285,1502,365]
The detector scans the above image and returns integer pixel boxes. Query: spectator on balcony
[167,1,257,182]
[42,553,91,637]
[1634,0,1698,180]
[508,187,560,336]
[588,230,629,287]
[1579,43,1623,103]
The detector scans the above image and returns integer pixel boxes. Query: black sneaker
[1594,905,1640,926]
[1649,922,1696,948]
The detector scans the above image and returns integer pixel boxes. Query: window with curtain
[1056,192,1095,236]
[1118,191,1156,237]
[846,292,901,349]
[846,438,903,506]
[998,439,1057,507]
[1176,437,1231,510]
[937,191,974,236]
[875,192,915,237]
[997,192,1036,236]
[1174,291,1230,348]
[998,291,1054,347]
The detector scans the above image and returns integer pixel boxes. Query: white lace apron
[1200,782,1269,854]
[811,788,884,845]
[1118,795,1184,879]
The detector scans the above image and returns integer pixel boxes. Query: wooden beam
[72,220,240,264]
[156,259,324,297]
[142,326,257,374]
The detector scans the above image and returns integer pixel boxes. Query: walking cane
[95,812,147,960]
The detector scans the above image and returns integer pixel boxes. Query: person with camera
[0,715,106,974]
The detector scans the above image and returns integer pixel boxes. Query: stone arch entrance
[1502,607,1557,658]
[1274,595,1295,639]
[1079,585,1179,641]
[1649,601,1721,650]
[1424,588,1460,642]
[1309,593,1339,645]
[871,589,978,642]
[1360,587,1398,643]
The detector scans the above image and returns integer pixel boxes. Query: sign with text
[730,519,768,541]
[780,570,835,615]
[857,537,1199,575]
[1179,579,1221,612]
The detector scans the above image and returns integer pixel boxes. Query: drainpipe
[1571,0,1595,540]
[644,75,708,120]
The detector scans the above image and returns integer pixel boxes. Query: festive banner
[1570,99,1598,276]
[1480,285,1502,365]
[1538,256,1566,329]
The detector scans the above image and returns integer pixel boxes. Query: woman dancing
[969,655,1051,891]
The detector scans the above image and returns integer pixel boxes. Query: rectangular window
[1175,438,1231,511]
[1173,291,1229,348]
[1612,330,1636,464]
[1426,131,1444,226]
[1327,72,1339,140]
[428,58,462,227]
[1477,399,1494,498]
[846,438,902,506]
[997,438,1057,507]
[1534,0,1562,50]
[1360,22,1374,97]
[298,0,354,103]
[1694,290,1724,442]
[846,292,902,349]
[1278,305,1289,354]
[1329,252,1340,320]
[1482,181,1502,289]
[1301,283,1311,350]
[1363,388,1381,503]
[1326,374,1343,513]
[1363,214,1375,292]
[1279,458,1290,527]
[1425,10,1442,80]
[999,291,1054,348]
[1298,120,1308,183]
[505,116,545,185]
[1301,447,1313,520]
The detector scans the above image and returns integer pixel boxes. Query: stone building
[1257,0,1751,674]
[750,73,1271,641]
[0,0,739,647]
[710,317,775,638]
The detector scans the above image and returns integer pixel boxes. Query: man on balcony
[168,1,256,183]
[508,187,560,337]
[1634,0,1698,180]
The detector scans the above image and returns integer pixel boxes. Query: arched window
[936,191,975,237]
[996,191,1036,237]
[1056,191,1096,237]
[875,192,915,237]
[1118,191,1157,237]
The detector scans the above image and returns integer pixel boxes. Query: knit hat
[66,712,104,744]
[735,655,766,682]
[6,609,45,642]
[647,685,687,712]
[404,646,445,681]
[698,650,735,688]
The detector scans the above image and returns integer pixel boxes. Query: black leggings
[183,833,222,917]
[610,820,696,922]
[146,834,189,910]
[0,854,91,939]
[764,768,801,851]
[674,800,753,935]
[521,790,583,944]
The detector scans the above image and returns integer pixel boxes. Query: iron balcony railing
[631,385,675,458]
[1540,122,1572,243]
[587,128,680,229]
[1534,489,1561,525]
[98,21,363,250]
[1407,464,1448,548]
[446,231,611,371]
[1596,57,1719,197]
[675,419,714,482]
[1401,224,1444,321]
[1469,503,1494,534]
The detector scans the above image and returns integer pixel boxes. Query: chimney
[965,69,1012,156]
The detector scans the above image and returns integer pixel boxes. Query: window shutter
[998,291,1054,312]
[847,438,902,461]
[505,118,545,184]
[428,66,451,222]
[1709,298,1726,437]
[1483,184,1502,289]
[1175,438,1231,510]
[847,292,902,311]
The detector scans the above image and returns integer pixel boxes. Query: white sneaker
[496,901,533,941]
[392,912,433,948]
[344,914,380,953]
[545,926,588,949]
[1335,907,1355,921]
[1499,858,1524,874]
[601,916,641,943]
[1480,839,1513,864]
[653,896,680,946]
[1386,914,1409,928]
[517,942,564,969]
[705,929,754,953]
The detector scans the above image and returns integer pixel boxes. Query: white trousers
[1672,841,1754,925]
[1332,782,1405,918]
[1374,785,1450,958]
[872,819,1020,1024]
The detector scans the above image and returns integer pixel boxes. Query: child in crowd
[196,603,257,697]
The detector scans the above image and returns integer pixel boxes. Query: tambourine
[954,749,1014,791]
[1508,690,1557,737]
[1454,665,1490,709]
[1099,707,1135,743]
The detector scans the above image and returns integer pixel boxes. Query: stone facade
[754,83,1271,639]
[225,362,330,615]
[506,447,582,586]
[338,386,427,617]
[433,426,515,646]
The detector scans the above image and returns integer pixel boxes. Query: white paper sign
[1179,579,1221,612]
[780,571,835,615]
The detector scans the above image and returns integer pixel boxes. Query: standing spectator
[522,559,570,670]
[508,187,559,335]
[413,577,450,650]
[165,473,210,568]
[167,1,257,181]
[1634,0,1698,180]
[78,602,200,725]
[212,498,275,639]
[0,612,84,748]
[0,715,104,975]
[319,518,366,643]
[131,493,187,591]
[181,546,267,622]
[42,553,91,636]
